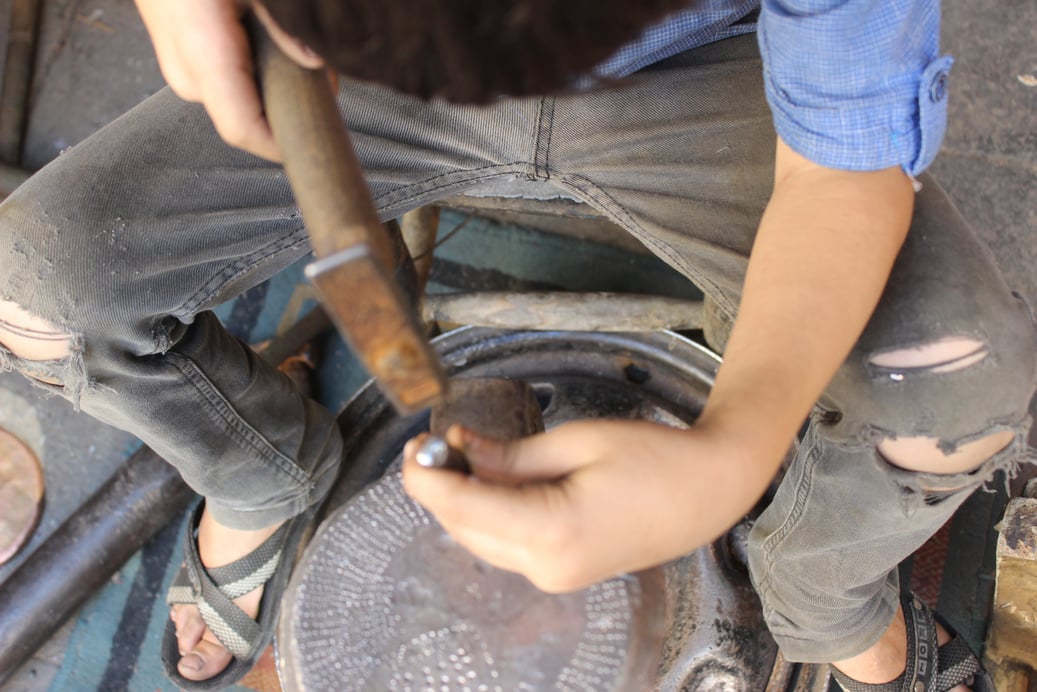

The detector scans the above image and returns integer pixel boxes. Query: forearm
[695,138,914,504]
[401,140,917,591]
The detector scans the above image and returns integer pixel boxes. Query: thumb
[447,424,590,484]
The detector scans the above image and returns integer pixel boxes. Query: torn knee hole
[0,300,73,361]
[869,336,988,376]
[878,429,1014,476]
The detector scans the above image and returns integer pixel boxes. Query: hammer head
[306,246,447,414]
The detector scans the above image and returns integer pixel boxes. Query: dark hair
[260,0,694,102]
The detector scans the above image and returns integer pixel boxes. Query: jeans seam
[532,97,555,180]
[177,228,311,319]
[166,351,312,487]
[759,436,820,595]
[370,163,528,211]
[556,173,737,315]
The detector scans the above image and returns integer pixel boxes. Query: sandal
[161,501,317,691]
[831,592,995,692]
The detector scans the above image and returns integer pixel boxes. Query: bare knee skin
[869,336,988,374]
[870,336,1012,476]
[0,300,73,361]
[879,431,1014,476]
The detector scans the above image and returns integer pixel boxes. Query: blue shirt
[598,0,951,176]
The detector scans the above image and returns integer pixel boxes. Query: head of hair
[259,0,694,102]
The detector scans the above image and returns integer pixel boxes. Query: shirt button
[929,72,948,102]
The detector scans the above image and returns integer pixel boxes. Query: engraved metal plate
[278,329,785,691]
[280,471,665,691]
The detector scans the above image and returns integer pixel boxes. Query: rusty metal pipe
[423,292,704,332]
[0,447,193,686]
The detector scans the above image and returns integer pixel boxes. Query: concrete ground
[0,0,1034,689]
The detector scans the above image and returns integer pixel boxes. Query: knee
[879,430,1015,477]
[0,178,122,385]
[870,337,1015,475]
[0,300,73,362]
[0,299,81,392]
[830,322,1036,482]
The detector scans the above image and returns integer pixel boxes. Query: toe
[173,605,206,656]
[177,636,233,681]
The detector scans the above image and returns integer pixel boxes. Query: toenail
[180,654,204,672]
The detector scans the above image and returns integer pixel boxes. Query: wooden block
[986,497,1037,687]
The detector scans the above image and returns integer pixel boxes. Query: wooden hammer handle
[249,18,396,271]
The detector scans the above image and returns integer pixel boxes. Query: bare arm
[402,136,914,592]
[699,138,913,479]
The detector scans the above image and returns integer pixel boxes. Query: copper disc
[0,427,45,565]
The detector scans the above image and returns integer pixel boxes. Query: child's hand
[134,0,323,161]
[402,418,777,593]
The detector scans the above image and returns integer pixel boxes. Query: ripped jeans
[0,33,1034,662]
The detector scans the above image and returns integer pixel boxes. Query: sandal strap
[165,504,292,659]
[831,593,984,692]
[934,635,980,690]
[902,592,939,690]
[206,521,289,599]
[195,568,262,659]
[165,563,196,606]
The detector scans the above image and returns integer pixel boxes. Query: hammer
[250,19,446,415]
[250,21,543,443]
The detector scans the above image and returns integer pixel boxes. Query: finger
[191,14,280,161]
[402,456,572,547]
[326,68,340,94]
[198,53,281,161]
[251,2,325,69]
[434,523,529,576]
[447,423,597,482]
[437,508,598,594]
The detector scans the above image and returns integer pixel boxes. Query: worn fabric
[601,0,950,175]
[0,32,1033,661]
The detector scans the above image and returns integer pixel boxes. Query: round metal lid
[279,329,778,691]
[281,470,666,691]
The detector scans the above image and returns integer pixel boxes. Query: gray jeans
[0,34,1033,662]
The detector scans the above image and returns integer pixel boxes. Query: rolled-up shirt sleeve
[758,0,952,175]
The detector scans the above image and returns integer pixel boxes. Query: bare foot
[832,603,970,691]
[169,508,283,682]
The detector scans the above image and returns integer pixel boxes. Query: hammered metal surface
[282,471,659,691]
[280,329,781,691]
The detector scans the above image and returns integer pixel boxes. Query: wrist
[694,397,797,476]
